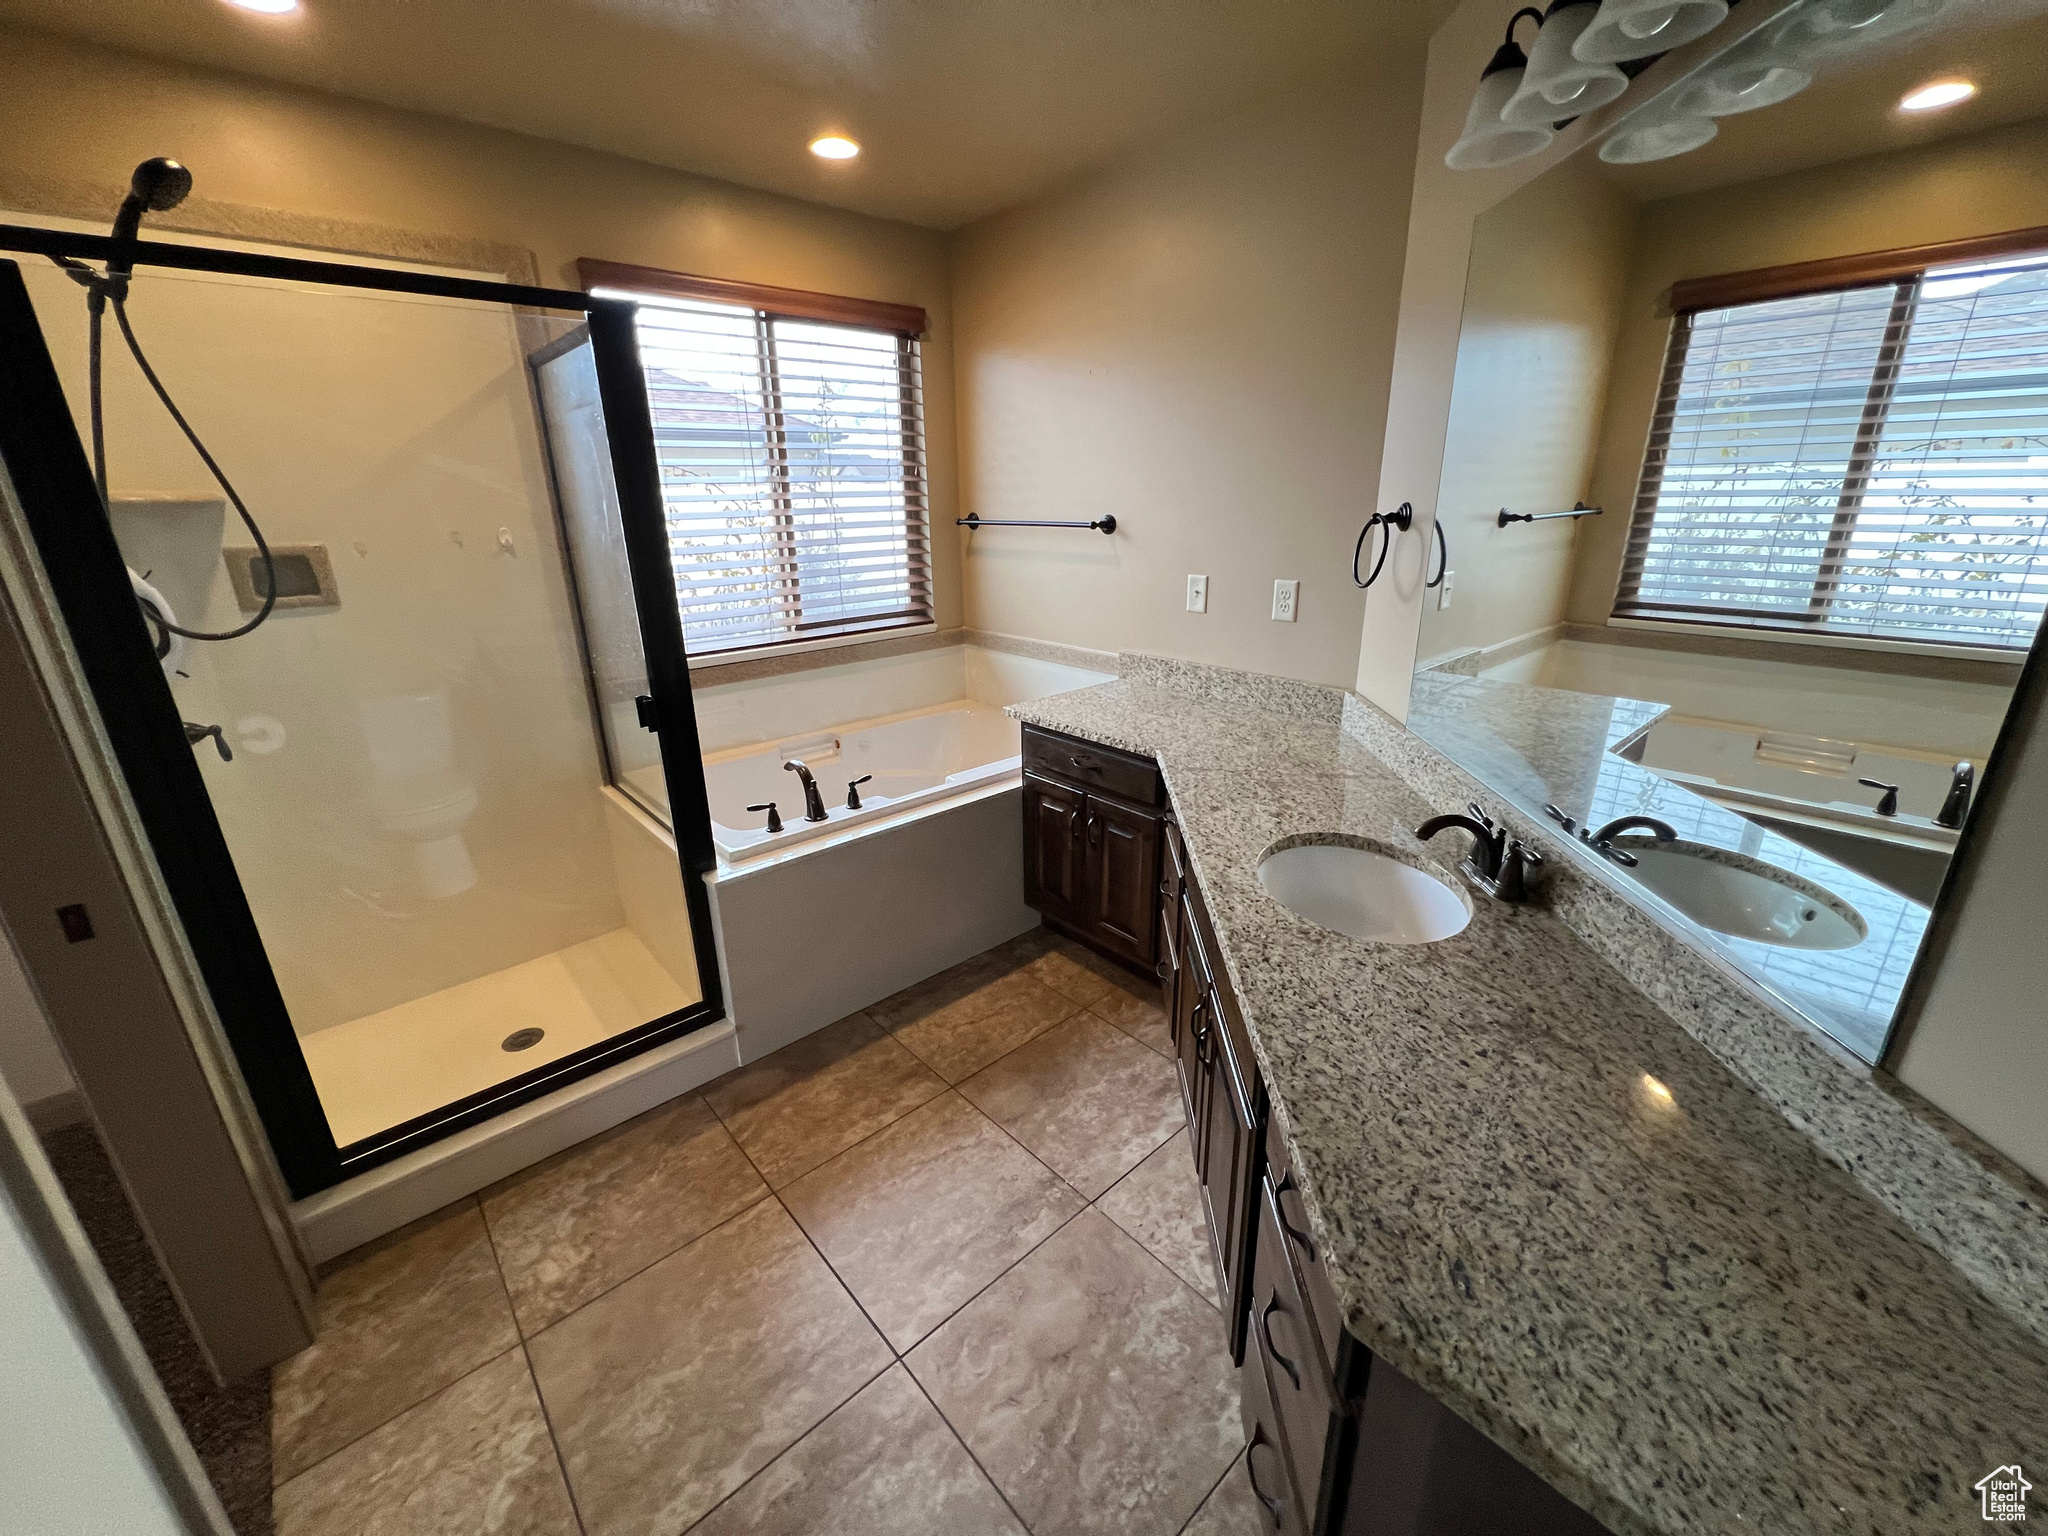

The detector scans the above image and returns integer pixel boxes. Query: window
[1615,239,2048,650]
[579,259,931,658]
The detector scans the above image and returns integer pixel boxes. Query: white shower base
[300,925,698,1148]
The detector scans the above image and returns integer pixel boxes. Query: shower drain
[501,1028,546,1053]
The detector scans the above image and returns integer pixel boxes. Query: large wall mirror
[1408,0,2048,1064]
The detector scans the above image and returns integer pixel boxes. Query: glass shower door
[0,240,721,1192]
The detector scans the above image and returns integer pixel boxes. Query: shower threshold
[298,927,699,1148]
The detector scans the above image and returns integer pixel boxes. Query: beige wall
[1567,113,2048,624]
[946,47,1431,689]
[0,22,962,634]
[1416,155,1635,664]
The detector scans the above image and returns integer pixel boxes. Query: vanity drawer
[1241,1325,1310,1536]
[1023,724,1162,807]
[1253,1174,1340,1511]
[1265,1121,1344,1371]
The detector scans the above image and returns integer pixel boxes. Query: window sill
[687,619,938,672]
[1606,615,2030,668]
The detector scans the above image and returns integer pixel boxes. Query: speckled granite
[1343,688,2048,1353]
[966,628,1119,673]
[1011,676,2048,1536]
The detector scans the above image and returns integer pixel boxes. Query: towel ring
[1352,502,1414,589]
[1426,517,1449,590]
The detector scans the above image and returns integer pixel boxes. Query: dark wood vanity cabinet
[1023,727,1610,1536]
[1021,726,1164,969]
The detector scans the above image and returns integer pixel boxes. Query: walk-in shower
[0,210,723,1196]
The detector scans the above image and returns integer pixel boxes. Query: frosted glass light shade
[1778,0,1947,57]
[1574,0,1729,63]
[1502,4,1629,127]
[1446,67,1556,168]
[1677,58,1812,116]
[1599,113,1718,162]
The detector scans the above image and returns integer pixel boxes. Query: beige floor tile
[528,1197,891,1536]
[481,1093,768,1335]
[702,1012,945,1187]
[272,1201,519,1484]
[870,949,1083,1084]
[957,1012,1184,1199]
[687,1365,1025,1536]
[274,1349,577,1536]
[1182,1449,1269,1536]
[1096,1130,1219,1307]
[906,1210,1241,1536]
[1092,970,1174,1058]
[781,1091,1083,1351]
[994,927,1126,1010]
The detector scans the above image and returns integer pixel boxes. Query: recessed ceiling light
[808,135,860,161]
[224,0,301,12]
[1899,79,1977,111]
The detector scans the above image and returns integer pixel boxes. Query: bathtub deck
[300,926,699,1147]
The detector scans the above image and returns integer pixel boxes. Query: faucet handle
[746,801,783,834]
[1493,839,1544,902]
[846,774,873,810]
[1857,777,1901,818]
[1466,801,1497,830]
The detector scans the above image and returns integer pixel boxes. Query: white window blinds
[1615,250,2048,650]
[609,291,930,657]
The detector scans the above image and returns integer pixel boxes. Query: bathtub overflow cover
[502,1028,546,1053]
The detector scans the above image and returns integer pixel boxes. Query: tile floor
[270,927,1267,1536]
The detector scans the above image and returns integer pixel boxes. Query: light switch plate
[1438,570,1455,610]
[1187,574,1208,613]
[1272,578,1299,623]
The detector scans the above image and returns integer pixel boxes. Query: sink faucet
[783,759,829,823]
[1935,761,1974,829]
[1583,815,1676,867]
[1415,803,1542,902]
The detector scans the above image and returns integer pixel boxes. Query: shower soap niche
[224,542,340,612]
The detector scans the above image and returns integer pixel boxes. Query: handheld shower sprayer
[55,156,281,676]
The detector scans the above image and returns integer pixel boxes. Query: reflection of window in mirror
[1616,240,2048,653]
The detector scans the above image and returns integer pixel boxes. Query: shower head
[125,157,194,214]
[105,157,194,290]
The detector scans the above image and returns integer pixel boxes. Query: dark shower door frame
[0,231,725,1198]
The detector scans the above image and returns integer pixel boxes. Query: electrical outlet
[1187,574,1208,613]
[1272,578,1299,623]
[1437,570,1455,610]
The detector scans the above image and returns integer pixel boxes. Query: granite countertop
[1404,671,1928,1061]
[1009,676,2046,1536]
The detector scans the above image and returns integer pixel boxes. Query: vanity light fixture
[1501,0,1631,128]
[1899,78,1976,111]
[1600,112,1718,162]
[223,0,300,13]
[808,134,861,160]
[1573,0,1728,65]
[1445,8,1558,169]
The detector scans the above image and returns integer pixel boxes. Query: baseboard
[24,1087,87,1136]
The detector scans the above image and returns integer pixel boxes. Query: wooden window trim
[1668,223,2048,314]
[576,257,926,336]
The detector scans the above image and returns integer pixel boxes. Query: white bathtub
[672,641,1114,1061]
[699,702,1023,861]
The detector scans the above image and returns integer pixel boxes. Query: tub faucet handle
[846,774,873,810]
[746,801,783,834]
[1858,777,1900,818]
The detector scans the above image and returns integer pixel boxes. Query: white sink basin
[1613,839,1866,950]
[1258,844,1471,945]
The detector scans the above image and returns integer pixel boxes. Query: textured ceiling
[0,0,1451,229]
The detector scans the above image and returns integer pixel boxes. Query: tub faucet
[1935,762,1974,829]
[783,759,829,822]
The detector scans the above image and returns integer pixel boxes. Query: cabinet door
[1022,772,1086,925]
[1085,794,1161,967]
[1200,1013,1259,1356]
[1172,892,1212,1166]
